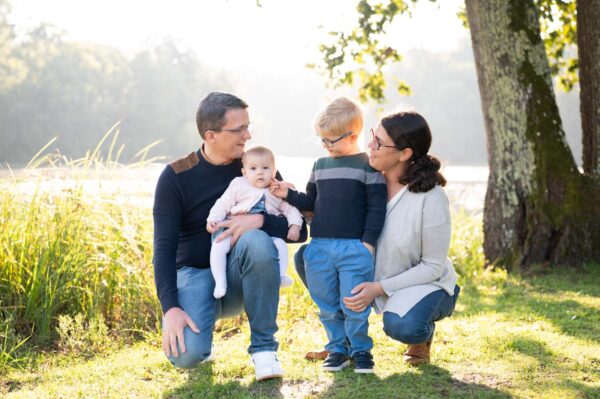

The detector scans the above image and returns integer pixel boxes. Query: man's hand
[206,221,218,233]
[362,242,375,256]
[287,224,301,241]
[162,307,200,358]
[343,281,384,312]
[269,179,291,199]
[214,213,264,246]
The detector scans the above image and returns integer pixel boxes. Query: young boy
[270,97,386,373]
[207,145,302,298]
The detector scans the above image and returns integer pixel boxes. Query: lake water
[1,156,488,212]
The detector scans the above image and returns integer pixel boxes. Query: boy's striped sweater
[286,152,387,246]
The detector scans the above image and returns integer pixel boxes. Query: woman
[296,110,460,365]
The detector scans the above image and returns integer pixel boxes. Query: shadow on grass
[163,362,512,399]
[458,267,600,343]
[319,365,513,399]
[485,336,600,398]
[163,361,286,399]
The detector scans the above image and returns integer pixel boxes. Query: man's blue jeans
[166,230,280,369]
[303,238,374,356]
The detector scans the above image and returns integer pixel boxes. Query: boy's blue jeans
[303,238,374,357]
[166,230,280,369]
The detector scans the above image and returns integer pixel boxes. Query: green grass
[1,264,599,398]
[0,138,599,397]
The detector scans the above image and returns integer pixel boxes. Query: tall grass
[0,125,163,370]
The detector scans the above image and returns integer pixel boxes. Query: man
[153,92,306,380]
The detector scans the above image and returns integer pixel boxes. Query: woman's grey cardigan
[373,185,458,317]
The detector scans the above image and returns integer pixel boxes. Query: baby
[207,145,303,298]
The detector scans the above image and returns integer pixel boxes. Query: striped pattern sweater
[286,152,387,246]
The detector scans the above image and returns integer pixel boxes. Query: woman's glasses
[370,128,400,150]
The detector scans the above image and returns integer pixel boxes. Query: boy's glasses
[370,128,400,150]
[211,123,252,134]
[321,131,353,148]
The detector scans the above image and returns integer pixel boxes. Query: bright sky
[10,0,467,73]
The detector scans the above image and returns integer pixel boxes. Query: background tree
[0,1,234,164]
[577,0,600,175]
[317,0,600,267]
[0,0,26,91]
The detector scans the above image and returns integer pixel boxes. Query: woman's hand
[343,281,385,312]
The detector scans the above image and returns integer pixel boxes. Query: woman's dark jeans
[382,285,460,344]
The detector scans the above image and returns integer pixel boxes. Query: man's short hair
[242,144,275,166]
[314,97,363,137]
[196,92,248,139]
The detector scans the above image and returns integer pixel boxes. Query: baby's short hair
[314,97,364,137]
[242,144,275,165]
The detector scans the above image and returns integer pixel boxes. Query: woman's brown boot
[403,340,431,366]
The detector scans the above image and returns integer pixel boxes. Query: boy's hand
[287,224,301,241]
[362,242,375,256]
[269,179,290,199]
[206,221,218,233]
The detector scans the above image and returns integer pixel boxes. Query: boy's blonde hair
[314,97,364,137]
[242,144,275,166]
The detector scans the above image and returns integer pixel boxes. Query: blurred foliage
[0,0,26,91]
[536,0,577,91]
[0,0,233,163]
[316,0,577,103]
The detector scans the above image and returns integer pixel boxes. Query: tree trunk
[578,0,600,176]
[465,0,600,268]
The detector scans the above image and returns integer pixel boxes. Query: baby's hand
[269,179,290,199]
[287,224,301,241]
[206,221,218,233]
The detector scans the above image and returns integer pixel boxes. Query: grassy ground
[2,263,599,398]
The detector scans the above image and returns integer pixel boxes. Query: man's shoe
[251,351,284,381]
[322,352,351,372]
[352,351,374,374]
[403,340,431,366]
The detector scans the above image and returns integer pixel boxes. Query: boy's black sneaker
[352,351,374,373]
[322,352,351,372]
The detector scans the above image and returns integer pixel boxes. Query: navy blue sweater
[286,152,386,246]
[153,149,307,313]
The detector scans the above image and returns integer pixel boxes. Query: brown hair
[381,111,446,193]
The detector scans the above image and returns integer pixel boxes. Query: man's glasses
[370,128,400,150]
[211,123,252,134]
[321,131,353,148]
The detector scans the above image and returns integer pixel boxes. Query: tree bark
[465,0,600,268]
[578,0,600,176]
